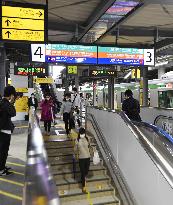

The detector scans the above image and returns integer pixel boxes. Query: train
[80,78,173,109]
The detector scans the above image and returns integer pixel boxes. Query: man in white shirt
[72,87,81,127]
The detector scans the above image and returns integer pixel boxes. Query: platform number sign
[31,44,45,62]
[144,49,155,66]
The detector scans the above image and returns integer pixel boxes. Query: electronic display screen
[98,47,145,65]
[14,65,48,76]
[89,69,117,77]
[45,44,97,64]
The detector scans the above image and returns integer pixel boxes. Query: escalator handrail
[23,108,60,205]
[142,121,173,144]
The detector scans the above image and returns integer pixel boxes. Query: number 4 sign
[31,44,45,62]
[144,49,155,66]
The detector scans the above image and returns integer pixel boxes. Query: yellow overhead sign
[2,29,44,41]
[2,6,44,19]
[131,69,140,79]
[1,4,45,42]
[16,88,28,93]
[2,17,44,30]
[67,66,78,75]
[34,78,54,84]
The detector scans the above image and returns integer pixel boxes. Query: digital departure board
[89,69,117,77]
[98,47,155,66]
[14,65,48,76]
[45,44,97,64]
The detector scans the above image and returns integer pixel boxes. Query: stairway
[45,136,121,205]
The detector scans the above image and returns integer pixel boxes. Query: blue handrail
[142,122,173,144]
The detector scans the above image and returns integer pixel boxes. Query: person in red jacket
[41,94,54,136]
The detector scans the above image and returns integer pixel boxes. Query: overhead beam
[76,0,116,42]
[48,21,83,33]
[155,38,173,50]
[143,0,173,5]
[111,26,173,38]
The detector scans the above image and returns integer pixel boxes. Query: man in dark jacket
[122,89,141,122]
[28,93,38,110]
[0,86,16,176]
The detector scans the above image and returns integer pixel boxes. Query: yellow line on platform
[0,178,24,187]
[0,190,22,201]
[6,162,25,167]
[15,125,28,128]
[12,171,25,176]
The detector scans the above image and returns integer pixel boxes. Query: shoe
[5,166,12,171]
[0,169,13,176]
[82,187,87,194]
[47,132,51,136]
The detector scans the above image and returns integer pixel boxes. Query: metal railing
[23,108,60,205]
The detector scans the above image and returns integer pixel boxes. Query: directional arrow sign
[5,31,11,38]
[2,17,44,30]
[2,29,44,41]
[2,6,44,19]
[5,19,11,26]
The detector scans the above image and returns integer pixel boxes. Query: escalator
[86,107,173,205]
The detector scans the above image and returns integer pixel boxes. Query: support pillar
[75,75,79,91]
[142,66,148,107]
[108,77,114,110]
[28,76,33,88]
[93,81,97,106]
[0,46,6,96]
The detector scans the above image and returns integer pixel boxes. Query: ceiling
[3,0,173,54]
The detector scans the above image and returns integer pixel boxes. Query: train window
[158,90,173,108]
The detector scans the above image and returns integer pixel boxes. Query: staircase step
[54,169,106,181]
[45,141,73,149]
[47,147,74,156]
[45,140,72,147]
[61,195,119,205]
[51,164,105,174]
[56,174,110,187]
[60,187,114,203]
[57,177,110,191]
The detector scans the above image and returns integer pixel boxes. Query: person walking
[75,127,91,193]
[41,94,54,136]
[60,93,72,136]
[28,93,38,110]
[122,89,141,122]
[72,87,81,127]
[0,86,16,176]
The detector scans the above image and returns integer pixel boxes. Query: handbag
[93,150,100,165]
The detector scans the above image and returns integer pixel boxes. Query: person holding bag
[75,127,90,193]
[60,93,72,136]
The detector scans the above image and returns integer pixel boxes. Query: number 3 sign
[31,44,45,62]
[144,49,155,66]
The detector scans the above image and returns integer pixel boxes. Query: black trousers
[63,112,71,134]
[44,121,51,132]
[79,158,90,187]
[0,132,11,171]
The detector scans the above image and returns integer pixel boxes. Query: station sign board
[98,47,155,66]
[31,44,155,66]
[89,69,117,77]
[14,65,48,76]
[45,44,97,64]
[1,1,46,42]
